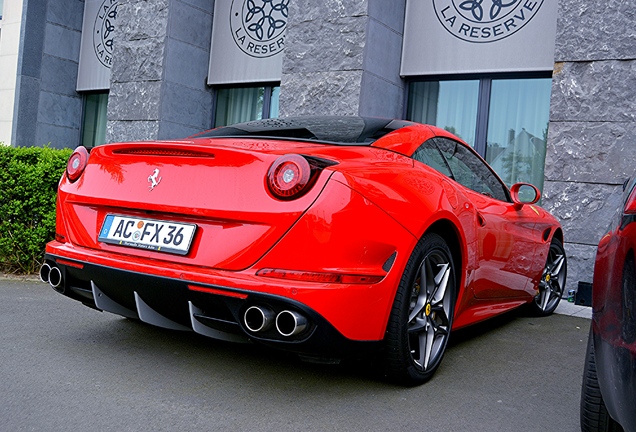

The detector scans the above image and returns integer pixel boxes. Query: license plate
[98,214,197,255]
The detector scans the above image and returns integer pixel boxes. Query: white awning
[207,0,286,85]
[77,0,118,91]
[401,0,558,76]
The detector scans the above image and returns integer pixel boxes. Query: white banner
[401,0,558,76]
[77,0,119,91]
[208,0,287,85]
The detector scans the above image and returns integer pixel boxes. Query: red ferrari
[41,117,566,385]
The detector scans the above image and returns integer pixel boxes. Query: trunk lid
[58,139,331,271]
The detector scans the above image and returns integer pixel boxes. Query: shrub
[0,145,72,274]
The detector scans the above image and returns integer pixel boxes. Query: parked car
[581,176,636,431]
[41,116,566,385]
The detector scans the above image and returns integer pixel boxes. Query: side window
[435,138,509,202]
[412,139,452,177]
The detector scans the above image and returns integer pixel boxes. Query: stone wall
[13,0,84,149]
[106,0,214,143]
[0,0,25,144]
[543,0,636,286]
[280,0,405,118]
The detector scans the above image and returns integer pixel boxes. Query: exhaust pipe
[40,263,64,292]
[48,266,63,289]
[39,263,51,284]
[243,306,275,333]
[276,310,307,337]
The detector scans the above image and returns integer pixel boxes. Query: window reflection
[486,78,551,189]
[81,92,108,148]
[214,85,280,127]
[215,87,264,127]
[435,138,508,202]
[270,86,280,118]
[407,80,479,146]
[407,76,552,192]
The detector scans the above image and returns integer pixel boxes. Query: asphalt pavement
[0,277,590,432]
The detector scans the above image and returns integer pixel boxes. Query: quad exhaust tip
[276,310,307,337]
[49,267,63,289]
[39,263,64,292]
[39,263,51,284]
[244,305,275,333]
[243,306,308,338]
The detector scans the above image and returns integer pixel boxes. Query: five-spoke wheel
[385,233,456,385]
[531,238,567,316]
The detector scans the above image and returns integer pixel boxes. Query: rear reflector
[187,285,249,299]
[55,258,84,269]
[256,268,383,284]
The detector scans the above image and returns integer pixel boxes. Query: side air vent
[543,228,551,242]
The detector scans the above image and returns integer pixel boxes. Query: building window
[214,84,280,128]
[81,92,108,148]
[406,74,552,189]
[407,80,480,146]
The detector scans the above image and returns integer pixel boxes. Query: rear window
[195,116,414,145]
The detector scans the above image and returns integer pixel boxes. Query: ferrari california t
[41,116,566,385]
[581,176,636,431]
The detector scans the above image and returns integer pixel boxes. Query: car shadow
[448,306,526,348]
[58,304,533,390]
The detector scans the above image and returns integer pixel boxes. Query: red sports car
[41,116,566,385]
[581,176,636,431]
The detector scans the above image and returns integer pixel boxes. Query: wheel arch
[551,227,564,245]
[383,220,462,385]
[424,218,464,303]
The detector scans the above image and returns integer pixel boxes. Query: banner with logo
[77,0,118,91]
[208,0,287,85]
[401,0,558,76]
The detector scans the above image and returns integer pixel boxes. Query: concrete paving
[1,278,589,432]
[556,300,593,319]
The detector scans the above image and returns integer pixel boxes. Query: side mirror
[510,183,541,207]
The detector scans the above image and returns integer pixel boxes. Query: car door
[433,137,542,299]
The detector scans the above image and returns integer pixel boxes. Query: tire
[580,328,623,432]
[530,238,567,316]
[384,233,456,386]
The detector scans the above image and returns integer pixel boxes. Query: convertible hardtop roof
[195,116,416,145]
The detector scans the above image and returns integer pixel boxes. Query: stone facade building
[544,0,636,288]
[0,0,634,289]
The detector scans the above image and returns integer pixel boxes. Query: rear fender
[254,179,417,341]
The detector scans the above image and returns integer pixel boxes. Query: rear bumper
[42,249,383,359]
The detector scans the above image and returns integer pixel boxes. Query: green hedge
[0,145,72,274]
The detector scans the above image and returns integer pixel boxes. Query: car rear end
[43,119,421,359]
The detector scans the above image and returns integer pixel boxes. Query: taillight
[267,154,312,200]
[625,185,636,214]
[266,154,338,200]
[66,146,89,182]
